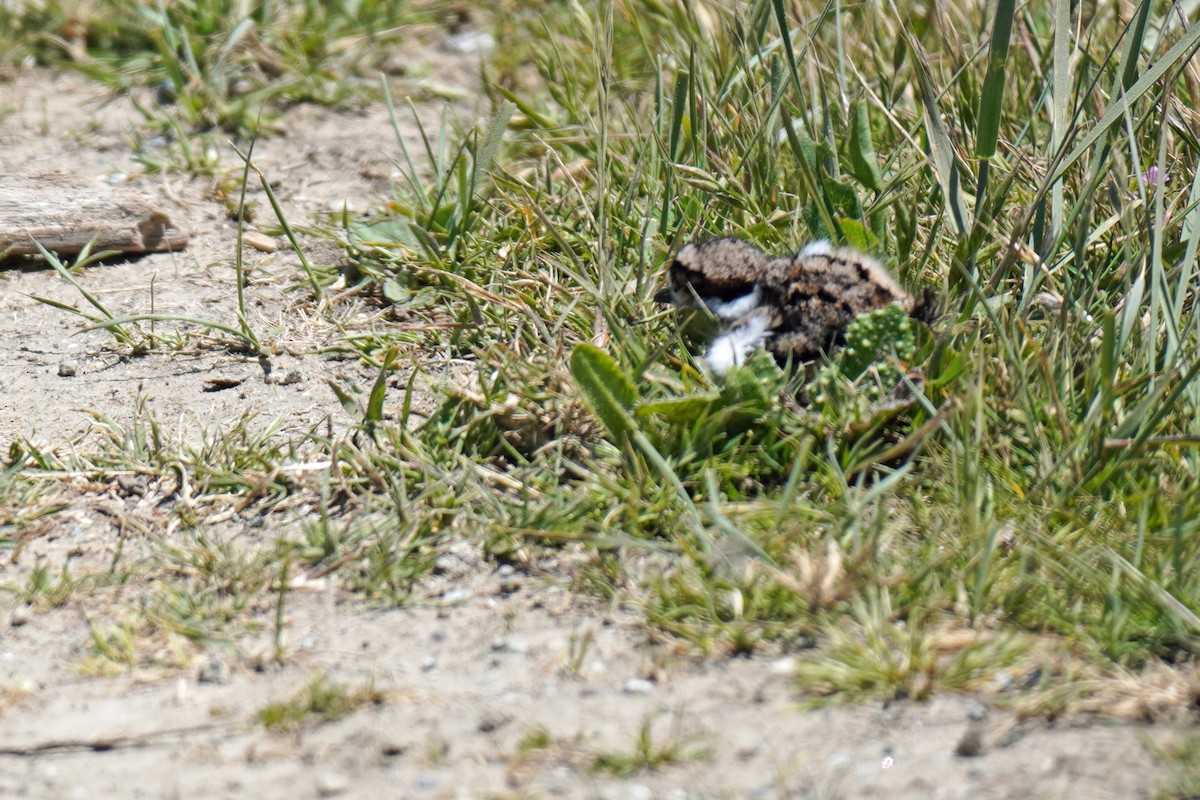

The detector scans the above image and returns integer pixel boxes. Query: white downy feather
[704,311,772,374]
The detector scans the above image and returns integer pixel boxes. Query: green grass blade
[770,0,806,118]
[659,67,689,232]
[1048,0,1071,246]
[29,294,105,323]
[973,0,1014,218]
[232,145,323,300]
[233,126,262,355]
[1119,0,1153,93]
[34,241,119,321]
[78,313,254,347]
[365,346,399,435]
[1049,22,1200,185]
[904,30,969,235]
[1174,147,1200,342]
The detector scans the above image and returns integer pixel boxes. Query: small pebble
[202,376,245,392]
[154,79,176,105]
[989,670,1014,692]
[441,588,473,604]
[379,53,407,75]
[241,231,277,253]
[954,726,985,758]
[116,475,146,496]
[316,772,349,797]
[767,657,796,676]
[477,711,511,733]
[967,701,989,722]
[994,725,1028,749]
[9,606,30,627]
[57,361,77,377]
[420,657,437,672]
[228,78,254,97]
[434,552,466,575]
[440,31,495,54]
[625,785,653,800]
[736,744,762,761]
[623,678,654,694]
[197,656,231,685]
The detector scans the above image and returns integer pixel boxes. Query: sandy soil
[0,58,1186,800]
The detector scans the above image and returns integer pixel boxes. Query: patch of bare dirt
[0,56,481,446]
[0,560,1177,799]
[0,64,1185,799]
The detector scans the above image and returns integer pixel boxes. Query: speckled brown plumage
[657,237,914,370]
[655,237,771,305]
[759,246,913,360]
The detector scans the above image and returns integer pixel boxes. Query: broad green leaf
[381,278,408,304]
[471,101,515,193]
[848,101,883,193]
[570,343,638,443]
[787,117,818,169]
[327,381,362,420]
[349,219,422,251]
[635,394,718,423]
[838,217,875,251]
[822,177,863,219]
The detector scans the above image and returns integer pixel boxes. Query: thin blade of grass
[1047,0,1071,248]
[233,123,263,355]
[1048,21,1200,186]
[1119,0,1153,93]
[973,0,1015,219]
[34,242,121,322]
[79,313,256,345]
[903,30,969,235]
[1174,145,1200,348]
[770,0,807,121]
[380,75,429,217]
[232,145,323,299]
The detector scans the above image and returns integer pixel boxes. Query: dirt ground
[0,58,1187,799]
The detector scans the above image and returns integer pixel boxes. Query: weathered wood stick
[0,172,189,260]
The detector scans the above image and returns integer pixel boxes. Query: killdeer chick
[656,237,915,373]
